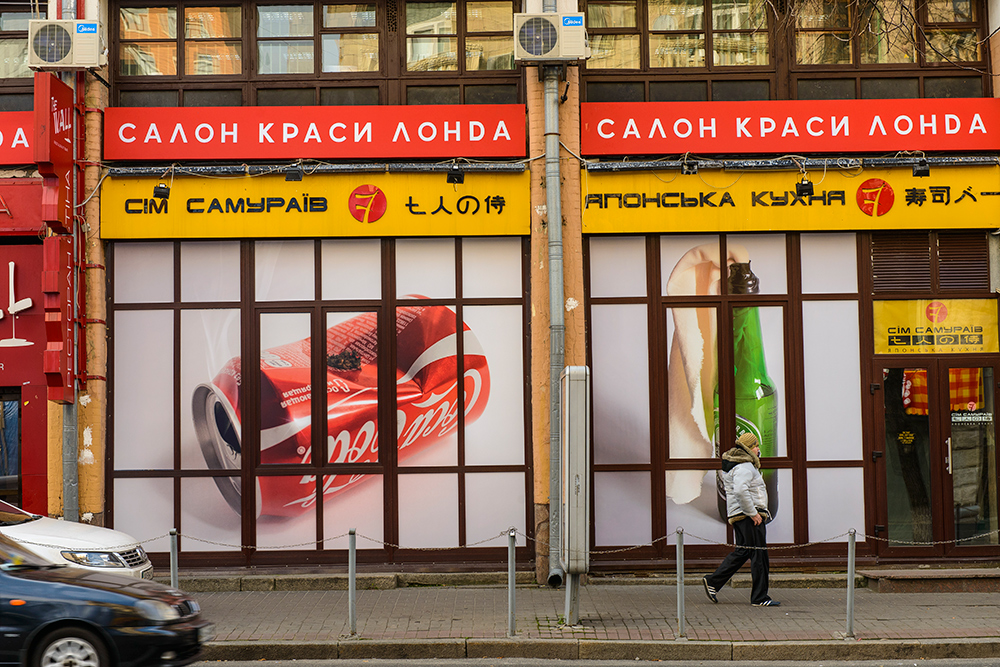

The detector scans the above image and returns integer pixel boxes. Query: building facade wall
[2,0,1000,576]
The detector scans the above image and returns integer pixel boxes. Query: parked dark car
[0,534,213,667]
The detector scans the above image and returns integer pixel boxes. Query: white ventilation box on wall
[513,13,589,62]
[28,20,105,69]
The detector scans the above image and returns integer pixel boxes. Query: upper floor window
[113,0,518,105]
[586,0,770,69]
[580,0,989,101]
[0,5,44,80]
[405,1,513,72]
[795,0,981,66]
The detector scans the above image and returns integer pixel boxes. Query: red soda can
[192,302,491,517]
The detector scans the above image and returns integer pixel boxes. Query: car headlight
[135,599,180,622]
[60,551,124,568]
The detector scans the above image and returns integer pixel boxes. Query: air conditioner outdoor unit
[28,20,105,70]
[513,13,589,62]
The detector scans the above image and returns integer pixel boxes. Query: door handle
[946,437,953,474]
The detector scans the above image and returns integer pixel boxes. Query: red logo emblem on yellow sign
[926,301,948,323]
[348,185,387,223]
[857,179,894,217]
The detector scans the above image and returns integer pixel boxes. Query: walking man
[702,432,780,607]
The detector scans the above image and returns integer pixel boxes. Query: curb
[201,637,1000,662]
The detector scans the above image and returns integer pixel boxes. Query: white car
[0,499,154,579]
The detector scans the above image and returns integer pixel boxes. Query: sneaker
[702,577,718,604]
[752,599,781,607]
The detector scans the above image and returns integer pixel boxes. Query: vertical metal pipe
[508,528,516,636]
[349,528,357,636]
[676,528,685,638]
[62,404,78,522]
[169,529,178,589]
[846,528,856,638]
[544,61,566,589]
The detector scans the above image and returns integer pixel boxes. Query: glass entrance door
[944,364,998,550]
[875,362,999,556]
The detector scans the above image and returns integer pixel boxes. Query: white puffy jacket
[721,459,769,522]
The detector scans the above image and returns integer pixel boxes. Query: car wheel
[33,627,109,667]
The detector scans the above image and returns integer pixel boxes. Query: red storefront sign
[34,73,75,233]
[104,104,527,160]
[0,179,45,236]
[0,112,32,164]
[581,98,1000,155]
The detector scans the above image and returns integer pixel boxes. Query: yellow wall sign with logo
[582,166,1000,233]
[873,299,999,354]
[101,172,530,238]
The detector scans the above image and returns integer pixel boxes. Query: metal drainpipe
[544,55,565,587]
[60,0,80,523]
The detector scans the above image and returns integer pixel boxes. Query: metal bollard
[676,527,685,639]
[508,528,516,636]
[846,528,856,638]
[169,529,178,589]
[349,528,357,636]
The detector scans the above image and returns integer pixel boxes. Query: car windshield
[0,533,54,568]
[0,500,38,526]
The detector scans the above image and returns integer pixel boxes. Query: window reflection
[323,4,377,27]
[186,7,241,37]
[322,33,379,71]
[925,28,980,62]
[407,36,458,71]
[257,5,313,37]
[121,43,178,75]
[186,41,243,75]
[588,0,638,28]
[466,35,513,70]
[121,7,176,39]
[0,39,30,78]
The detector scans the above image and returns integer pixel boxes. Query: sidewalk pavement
[182,571,1000,661]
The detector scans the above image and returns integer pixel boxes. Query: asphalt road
[195,659,1000,667]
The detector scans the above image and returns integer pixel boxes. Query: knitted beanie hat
[736,432,759,450]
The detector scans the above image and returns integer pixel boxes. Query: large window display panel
[395,304,461,467]
[256,240,315,301]
[800,233,858,294]
[114,242,173,303]
[803,300,862,461]
[110,237,530,564]
[594,471,651,546]
[807,468,865,543]
[181,241,241,302]
[590,236,647,297]
[592,304,650,465]
[114,310,174,471]
[463,306,524,466]
[181,478,242,552]
[181,309,241,470]
[322,474,384,549]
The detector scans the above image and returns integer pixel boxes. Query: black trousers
[704,517,770,604]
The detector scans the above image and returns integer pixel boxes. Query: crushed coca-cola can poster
[174,299,523,549]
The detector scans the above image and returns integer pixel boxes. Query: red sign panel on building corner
[33,72,75,233]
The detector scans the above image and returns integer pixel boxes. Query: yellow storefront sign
[873,299,999,354]
[582,166,1000,233]
[101,172,530,239]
